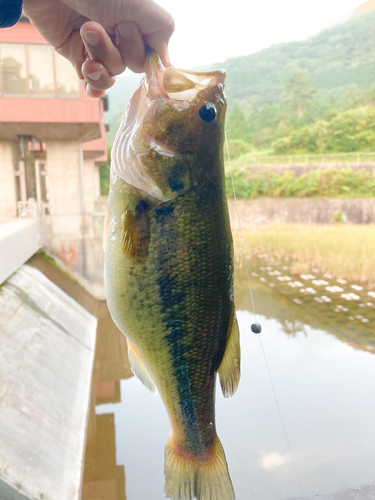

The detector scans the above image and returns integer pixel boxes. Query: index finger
[126,0,175,66]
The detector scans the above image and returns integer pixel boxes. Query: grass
[39,252,77,282]
[234,224,375,289]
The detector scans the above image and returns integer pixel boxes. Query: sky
[146,0,365,69]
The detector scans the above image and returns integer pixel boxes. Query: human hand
[22,0,174,97]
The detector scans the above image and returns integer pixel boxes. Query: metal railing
[230,151,375,167]
[17,198,38,219]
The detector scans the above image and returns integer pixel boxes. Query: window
[0,43,80,98]
[0,43,27,95]
[28,44,54,97]
[55,51,80,98]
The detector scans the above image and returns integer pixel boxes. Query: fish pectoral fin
[121,200,150,262]
[127,341,157,394]
[218,311,241,398]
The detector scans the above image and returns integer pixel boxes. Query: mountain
[336,0,375,24]
[221,10,375,114]
[105,73,142,144]
[106,11,375,144]
[352,0,375,15]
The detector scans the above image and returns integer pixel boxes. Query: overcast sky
[151,0,365,69]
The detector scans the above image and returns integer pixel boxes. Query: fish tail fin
[164,435,235,500]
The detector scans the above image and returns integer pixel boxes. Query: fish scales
[105,50,240,500]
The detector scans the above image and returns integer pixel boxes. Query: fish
[104,50,240,500]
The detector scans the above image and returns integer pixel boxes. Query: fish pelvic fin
[164,435,235,500]
[218,312,241,397]
[127,341,157,394]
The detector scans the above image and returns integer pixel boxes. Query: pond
[81,255,375,500]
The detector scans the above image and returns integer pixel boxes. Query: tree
[283,72,317,118]
[99,146,112,195]
[225,105,252,143]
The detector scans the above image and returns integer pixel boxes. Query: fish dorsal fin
[127,341,157,394]
[121,201,150,262]
[218,311,241,397]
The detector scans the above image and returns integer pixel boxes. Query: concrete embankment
[287,481,375,499]
[228,198,375,227]
[0,265,97,500]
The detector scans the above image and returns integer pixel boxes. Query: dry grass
[234,224,375,289]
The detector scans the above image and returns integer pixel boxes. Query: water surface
[82,257,375,500]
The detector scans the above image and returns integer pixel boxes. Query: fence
[232,152,375,167]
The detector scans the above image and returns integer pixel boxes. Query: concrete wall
[0,140,17,223]
[250,162,375,177]
[46,140,83,216]
[44,213,106,299]
[228,198,375,228]
[44,140,105,298]
[83,159,101,213]
[287,482,375,499]
[0,219,43,284]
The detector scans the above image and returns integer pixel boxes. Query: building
[0,16,108,297]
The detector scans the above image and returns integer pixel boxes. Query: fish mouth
[111,51,226,201]
[144,49,225,104]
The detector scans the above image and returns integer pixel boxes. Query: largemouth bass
[104,50,240,500]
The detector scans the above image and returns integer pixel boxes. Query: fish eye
[199,103,217,123]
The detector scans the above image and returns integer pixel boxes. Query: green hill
[351,0,375,16]
[105,73,142,144]
[222,10,375,114]
[105,11,375,144]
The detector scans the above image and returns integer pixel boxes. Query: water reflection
[236,255,375,354]
[82,302,133,500]
[84,259,375,500]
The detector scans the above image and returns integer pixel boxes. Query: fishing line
[258,336,303,496]
[224,132,259,332]
[225,132,303,497]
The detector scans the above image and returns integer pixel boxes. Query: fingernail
[82,31,100,47]
[80,79,90,96]
[87,71,102,81]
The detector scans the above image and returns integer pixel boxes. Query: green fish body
[105,52,240,500]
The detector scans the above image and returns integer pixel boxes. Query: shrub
[225,139,253,159]
[226,167,375,198]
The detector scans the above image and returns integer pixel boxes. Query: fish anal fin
[121,200,150,263]
[218,311,241,398]
[164,435,235,500]
[127,341,156,394]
